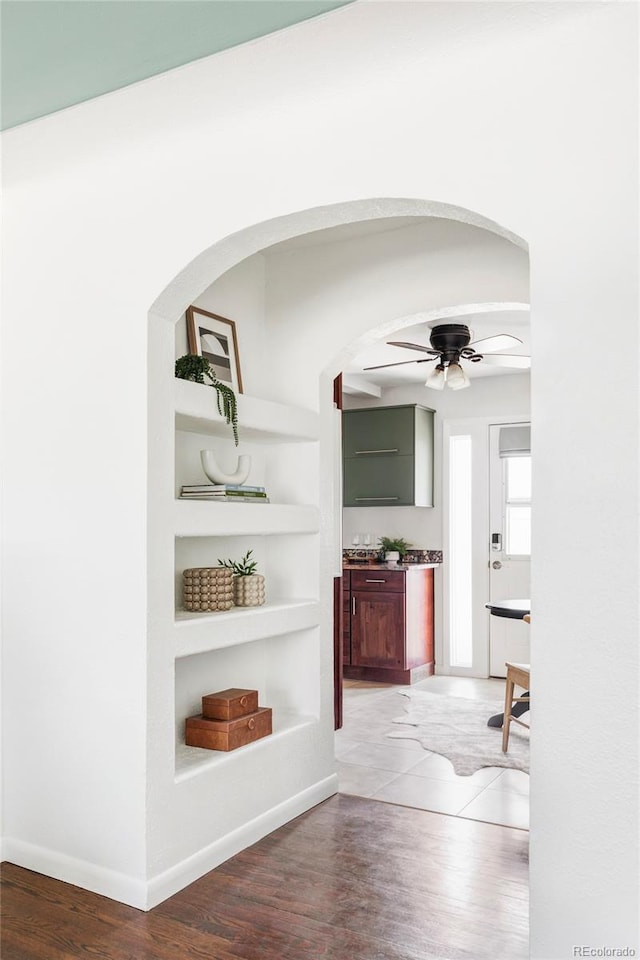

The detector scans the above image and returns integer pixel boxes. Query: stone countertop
[343,562,441,570]
[343,548,443,566]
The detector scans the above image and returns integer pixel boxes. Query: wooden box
[185,707,272,752]
[202,687,258,720]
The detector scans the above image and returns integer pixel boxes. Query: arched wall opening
[147,196,532,908]
[323,299,530,681]
[150,197,527,324]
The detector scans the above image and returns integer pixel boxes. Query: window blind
[499,424,531,458]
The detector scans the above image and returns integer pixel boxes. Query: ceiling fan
[364,323,531,391]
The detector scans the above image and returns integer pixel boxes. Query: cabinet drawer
[343,455,415,507]
[351,570,405,592]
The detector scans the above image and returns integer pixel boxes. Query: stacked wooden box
[185,688,272,752]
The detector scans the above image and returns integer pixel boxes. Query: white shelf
[175,712,317,781]
[174,598,319,658]
[175,379,319,443]
[174,499,320,537]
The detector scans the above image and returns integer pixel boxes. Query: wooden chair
[502,614,531,752]
[502,662,530,751]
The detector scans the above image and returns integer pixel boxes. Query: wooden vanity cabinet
[342,567,434,684]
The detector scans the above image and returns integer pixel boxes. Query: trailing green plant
[217,549,258,577]
[378,536,412,557]
[175,354,239,445]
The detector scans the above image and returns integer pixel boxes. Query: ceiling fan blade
[387,341,440,354]
[363,357,437,371]
[481,354,531,369]
[469,333,523,352]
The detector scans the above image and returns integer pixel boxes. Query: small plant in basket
[217,550,258,576]
[217,550,265,607]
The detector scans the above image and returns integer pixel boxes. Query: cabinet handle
[355,448,399,455]
[365,578,387,583]
[354,497,400,502]
[247,718,256,730]
[352,596,356,616]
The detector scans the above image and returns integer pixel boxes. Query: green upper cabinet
[343,406,416,458]
[342,405,434,507]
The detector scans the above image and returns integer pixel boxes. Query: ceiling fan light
[425,364,446,390]
[446,362,470,390]
[469,333,523,353]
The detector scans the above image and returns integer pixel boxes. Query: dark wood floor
[0,794,529,960]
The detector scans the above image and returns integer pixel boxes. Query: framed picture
[186,306,243,394]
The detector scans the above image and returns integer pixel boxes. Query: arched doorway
[147,197,530,906]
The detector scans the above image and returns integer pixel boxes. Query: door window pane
[506,504,531,556]
[506,456,531,500]
[503,455,531,556]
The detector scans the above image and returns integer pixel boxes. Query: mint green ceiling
[1,0,352,131]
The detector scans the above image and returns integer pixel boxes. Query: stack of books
[180,483,270,503]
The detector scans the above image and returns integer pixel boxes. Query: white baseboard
[145,773,338,909]
[1,836,148,909]
[2,774,339,911]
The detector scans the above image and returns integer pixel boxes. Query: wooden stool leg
[502,674,514,752]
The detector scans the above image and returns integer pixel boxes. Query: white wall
[1,1,638,954]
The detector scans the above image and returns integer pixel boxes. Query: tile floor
[335,675,530,830]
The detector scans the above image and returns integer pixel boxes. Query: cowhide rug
[387,689,529,776]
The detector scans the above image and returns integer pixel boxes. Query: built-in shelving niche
[174,627,320,781]
[175,532,318,607]
[171,378,323,784]
[174,379,319,445]
[175,427,320,510]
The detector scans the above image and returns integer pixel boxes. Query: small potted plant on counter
[378,536,412,565]
[217,550,266,606]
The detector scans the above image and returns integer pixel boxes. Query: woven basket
[233,574,266,607]
[183,567,234,612]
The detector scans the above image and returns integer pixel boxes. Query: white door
[488,423,531,677]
